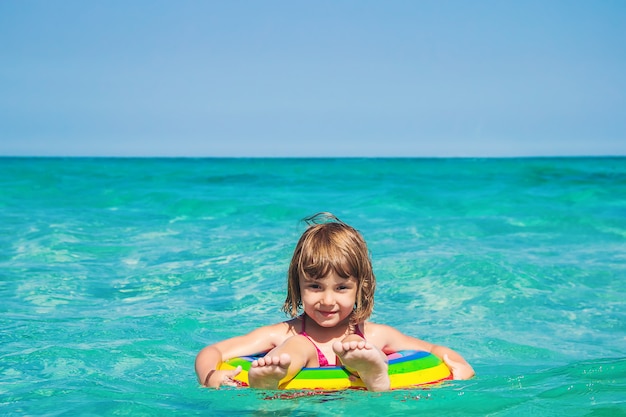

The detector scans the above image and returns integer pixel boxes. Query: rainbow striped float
[218,350,451,390]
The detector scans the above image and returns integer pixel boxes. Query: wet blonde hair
[282,212,376,323]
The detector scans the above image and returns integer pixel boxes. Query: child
[195,212,474,391]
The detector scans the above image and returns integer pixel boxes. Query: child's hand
[443,354,475,380]
[205,366,243,388]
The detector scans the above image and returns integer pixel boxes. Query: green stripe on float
[295,366,352,380]
[388,353,443,375]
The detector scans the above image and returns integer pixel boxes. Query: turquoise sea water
[1,157,625,416]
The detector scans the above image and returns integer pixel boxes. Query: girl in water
[195,213,474,391]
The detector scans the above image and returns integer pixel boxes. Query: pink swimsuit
[299,315,365,367]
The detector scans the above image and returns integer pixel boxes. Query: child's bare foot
[333,338,390,391]
[248,353,292,389]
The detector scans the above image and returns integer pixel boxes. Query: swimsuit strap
[299,315,366,367]
[300,315,331,367]
[354,323,365,338]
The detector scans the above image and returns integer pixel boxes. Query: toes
[254,356,273,367]
[278,353,291,366]
[253,354,292,368]
[343,340,367,351]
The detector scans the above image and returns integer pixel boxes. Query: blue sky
[1,1,625,157]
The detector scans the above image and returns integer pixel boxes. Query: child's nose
[321,290,334,305]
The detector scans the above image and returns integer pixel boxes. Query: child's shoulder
[362,321,404,336]
[253,317,301,336]
[362,321,390,329]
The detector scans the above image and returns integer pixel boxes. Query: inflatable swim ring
[218,350,452,390]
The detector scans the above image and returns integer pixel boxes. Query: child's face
[299,270,358,328]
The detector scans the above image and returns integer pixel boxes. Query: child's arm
[367,323,475,380]
[431,345,475,380]
[195,322,290,387]
[195,344,243,388]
